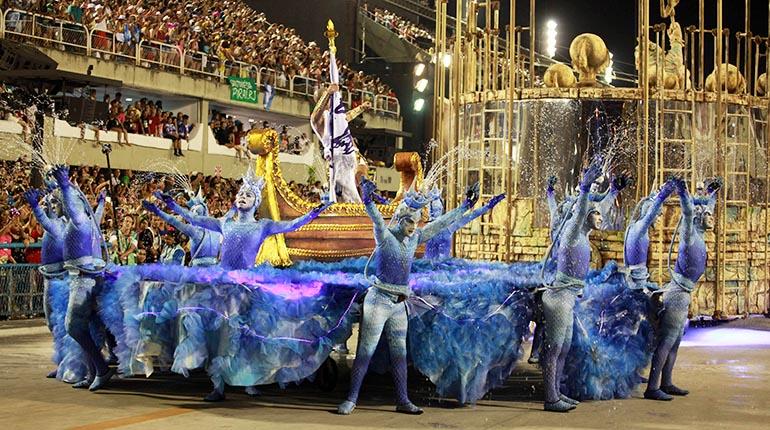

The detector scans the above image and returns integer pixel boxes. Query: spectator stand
[0,7,400,117]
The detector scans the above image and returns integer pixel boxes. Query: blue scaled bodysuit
[531,174,629,365]
[645,179,717,401]
[623,179,677,292]
[25,188,69,378]
[337,178,489,415]
[146,190,224,268]
[167,171,330,401]
[141,192,229,377]
[423,192,504,260]
[540,163,602,412]
[51,165,113,391]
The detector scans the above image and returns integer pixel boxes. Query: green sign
[228,76,259,104]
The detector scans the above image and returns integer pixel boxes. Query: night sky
[448,0,770,79]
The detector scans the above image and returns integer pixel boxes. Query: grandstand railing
[0,243,43,319]
[363,8,434,48]
[1,9,400,117]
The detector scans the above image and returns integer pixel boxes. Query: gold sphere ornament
[705,64,746,94]
[569,33,610,88]
[543,63,577,88]
[247,128,277,155]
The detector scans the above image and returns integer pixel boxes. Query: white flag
[325,52,354,156]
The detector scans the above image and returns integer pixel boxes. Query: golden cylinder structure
[431,0,770,317]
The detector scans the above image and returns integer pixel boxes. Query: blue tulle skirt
[46,257,652,404]
[295,258,540,404]
[48,275,107,383]
[563,261,655,400]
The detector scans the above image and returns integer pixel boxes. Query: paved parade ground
[1,319,769,430]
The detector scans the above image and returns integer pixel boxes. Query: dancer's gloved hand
[96,190,107,205]
[580,161,603,192]
[658,177,677,198]
[463,182,480,208]
[707,177,723,194]
[23,189,42,208]
[310,199,333,218]
[372,193,390,204]
[611,173,633,192]
[153,191,176,207]
[51,165,71,188]
[360,177,378,205]
[486,193,506,208]
[324,148,332,162]
[546,175,558,193]
[142,200,161,215]
[674,176,688,196]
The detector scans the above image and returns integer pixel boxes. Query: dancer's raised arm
[693,177,722,207]
[264,201,332,235]
[563,162,602,245]
[637,178,676,230]
[24,189,59,233]
[142,200,197,238]
[154,191,222,233]
[361,177,388,240]
[51,165,88,226]
[311,83,337,139]
[676,178,695,244]
[420,183,481,243]
[447,193,506,235]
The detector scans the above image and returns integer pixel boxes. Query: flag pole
[325,20,338,202]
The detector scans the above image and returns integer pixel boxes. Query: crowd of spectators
[287,180,324,203]
[0,159,240,264]
[369,7,434,47]
[4,0,398,100]
[0,159,383,265]
[0,156,398,265]
[70,89,194,156]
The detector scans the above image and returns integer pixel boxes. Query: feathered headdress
[239,165,266,197]
[694,196,716,218]
[185,187,206,208]
[184,186,208,215]
[427,185,444,220]
[393,182,430,223]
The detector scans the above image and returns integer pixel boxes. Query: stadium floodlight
[414,63,426,76]
[545,20,557,59]
[415,78,429,92]
[442,53,452,68]
[604,52,614,84]
[413,98,425,112]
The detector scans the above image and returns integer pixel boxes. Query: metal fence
[0,8,401,117]
[0,244,43,319]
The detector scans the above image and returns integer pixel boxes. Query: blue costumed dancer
[137,190,228,378]
[530,173,630,365]
[644,177,719,401]
[143,188,225,268]
[337,177,493,415]
[624,179,678,293]
[50,165,113,391]
[540,160,602,412]
[25,186,69,378]
[529,175,563,365]
[160,167,331,401]
[423,188,504,260]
